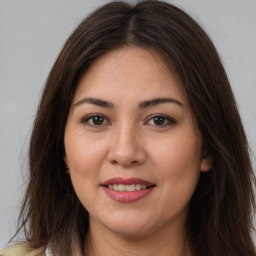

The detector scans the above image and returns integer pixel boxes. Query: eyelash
[81,114,110,127]
[146,114,176,127]
[81,114,176,128]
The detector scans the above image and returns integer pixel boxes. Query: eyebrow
[139,97,183,108]
[74,98,114,108]
[73,97,183,109]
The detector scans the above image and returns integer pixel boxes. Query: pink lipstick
[101,177,156,203]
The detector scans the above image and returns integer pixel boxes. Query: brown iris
[92,116,104,125]
[153,116,165,126]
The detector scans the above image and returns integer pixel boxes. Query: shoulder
[0,243,44,256]
[0,243,26,256]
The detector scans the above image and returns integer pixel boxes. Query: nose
[107,124,147,168]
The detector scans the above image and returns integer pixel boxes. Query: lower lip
[102,186,155,203]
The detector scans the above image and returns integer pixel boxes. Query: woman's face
[64,47,211,237]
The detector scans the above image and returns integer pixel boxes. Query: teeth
[107,184,150,192]
[135,184,141,190]
[127,184,136,191]
[118,184,126,191]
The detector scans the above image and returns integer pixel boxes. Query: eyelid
[80,113,176,128]
[81,113,111,127]
[145,114,176,126]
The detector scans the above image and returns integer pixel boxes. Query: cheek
[152,133,202,211]
[153,132,202,175]
[64,132,108,204]
[65,138,106,215]
[65,131,107,174]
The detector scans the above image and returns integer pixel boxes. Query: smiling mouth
[101,177,156,203]
[102,184,156,192]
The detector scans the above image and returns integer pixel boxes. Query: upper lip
[102,177,155,186]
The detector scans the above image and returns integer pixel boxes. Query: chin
[108,224,153,238]
[98,212,158,237]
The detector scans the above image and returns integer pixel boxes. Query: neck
[84,218,191,256]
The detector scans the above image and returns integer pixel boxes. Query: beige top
[0,243,49,256]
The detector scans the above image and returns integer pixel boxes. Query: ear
[63,155,70,174]
[63,155,68,166]
[200,152,213,172]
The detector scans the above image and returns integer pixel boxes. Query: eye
[82,114,110,127]
[146,114,176,127]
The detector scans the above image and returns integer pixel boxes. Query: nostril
[110,159,139,167]
[111,160,119,165]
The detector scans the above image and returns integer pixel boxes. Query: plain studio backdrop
[0,0,255,248]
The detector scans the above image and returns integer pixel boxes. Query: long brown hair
[13,1,255,255]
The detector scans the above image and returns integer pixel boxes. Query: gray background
[0,0,255,248]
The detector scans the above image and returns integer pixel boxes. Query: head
[19,1,255,255]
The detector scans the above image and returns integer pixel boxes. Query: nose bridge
[116,122,137,150]
[108,121,146,167]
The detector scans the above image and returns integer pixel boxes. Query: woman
[1,0,255,255]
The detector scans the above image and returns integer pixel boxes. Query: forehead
[73,46,187,105]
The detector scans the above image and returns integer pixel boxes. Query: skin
[64,46,211,256]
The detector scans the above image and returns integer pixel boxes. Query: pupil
[154,117,164,125]
[93,116,103,125]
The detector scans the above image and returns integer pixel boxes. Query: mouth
[101,177,156,203]
[102,184,155,192]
